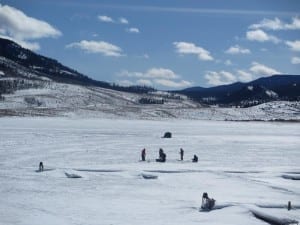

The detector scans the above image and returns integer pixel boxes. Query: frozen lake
[0,118,299,225]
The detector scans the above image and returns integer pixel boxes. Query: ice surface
[0,118,299,225]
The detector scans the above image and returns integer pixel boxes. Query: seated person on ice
[201,192,215,210]
[156,148,166,162]
[192,154,198,163]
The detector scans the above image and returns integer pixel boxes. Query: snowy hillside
[0,37,299,121]
[0,80,300,120]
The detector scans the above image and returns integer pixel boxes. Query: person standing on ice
[179,148,184,161]
[39,162,44,171]
[141,148,146,161]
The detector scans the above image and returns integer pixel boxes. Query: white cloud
[98,15,114,23]
[249,62,280,75]
[205,71,237,86]
[173,41,214,61]
[154,79,192,88]
[0,4,61,50]
[117,80,134,86]
[117,68,192,88]
[119,68,179,79]
[249,17,284,30]
[260,48,268,52]
[119,17,129,24]
[224,60,232,66]
[246,29,280,43]
[137,79,152,86]
[146,68,179,79]
[249,17,300,30]
[236,70,253,82]
[118,70,143,78]
[0,34,40,50]
[66,40,124,57]
[98,15,131,25]
[286,40,300,51]
[205,62,282,86]
[126,27,140,33]
[285,17,300,30]
[291,57,300,64]
[225,45,251,54]
[204,69,256,86]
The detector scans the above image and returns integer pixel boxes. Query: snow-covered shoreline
[0,83,299,121]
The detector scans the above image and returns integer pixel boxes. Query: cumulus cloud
[98,15,130,25]
[205,62,282,86]
[154,79,192,88]
[173,41,214,61]
[205,71,237,86]
[119,68,179,79]
[126,27,140,33]
[0,4,61,50]
[98,15,114,23]
[117,68,192,88]
[116,80,134,87]
[249,62,280,75]
[225,45,251,54]
[291,57,300,64]
[249,17,300,30]
[246,29,280,43]
[224,60,232,66]
[286,40,300,51]
[143,54,149,59]
[66,40,124,57]
[119,17,129,24]
[137,79,152,86]
[236,70,253,82]
[146,68,179,79]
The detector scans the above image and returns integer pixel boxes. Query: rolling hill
[0,37,299,120]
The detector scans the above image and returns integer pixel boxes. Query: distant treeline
[139,97,164,104]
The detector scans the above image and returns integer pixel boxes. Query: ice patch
[199,203,235,212]
[74,169,123,173]
[224,170,262,174]
[35,168,55,173]
[250,209,298,225]
[256,204,300,210]
[141,173,158,179]
[65,172,82,178]
[282,174,300,180]
[247,86,253,91]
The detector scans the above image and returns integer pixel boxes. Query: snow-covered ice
[0,118,299,225]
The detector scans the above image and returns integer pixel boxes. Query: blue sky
[0,0,299,89]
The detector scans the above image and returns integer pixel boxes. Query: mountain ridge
[0,37,299,111]
[0,38,154,94]
[178,75,300,106]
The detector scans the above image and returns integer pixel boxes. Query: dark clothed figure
[141,148,146,161]
[156,148,166,162]
[192,155,198,163]
[180,148,184,161]
[39,162,44,172]
[201,192,215,210]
